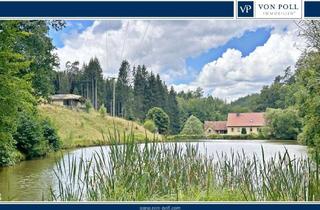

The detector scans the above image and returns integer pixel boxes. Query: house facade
[204,121,227,135]
[226,112,265,135]
[50,94,85,108]
[205,112,265,135]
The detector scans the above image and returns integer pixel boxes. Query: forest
[1,20,320,167]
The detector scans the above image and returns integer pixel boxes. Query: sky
[49,20,305,102]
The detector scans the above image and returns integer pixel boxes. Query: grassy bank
[39,104,160,148]
[51,133,320,201]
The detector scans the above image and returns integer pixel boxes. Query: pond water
[0,140,307,201]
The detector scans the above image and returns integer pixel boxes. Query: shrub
[180,115,204,135]
[144,120,156,133]
[146,107,170,134]
[99,104,107,117]
[85,100,93,113]
[42,119,61,151]
[241,128,247,135]
[13,112,49,159]
[0,132,18,166]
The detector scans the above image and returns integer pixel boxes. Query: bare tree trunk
[86,82,89,99]
[91,78,94,108]
[94,78,98,109]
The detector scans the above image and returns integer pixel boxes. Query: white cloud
[194,26,305,102]
[55,20,305,100]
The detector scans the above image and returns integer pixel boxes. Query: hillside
[38,105,159,148]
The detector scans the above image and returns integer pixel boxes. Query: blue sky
[183,27,272,84]
[49,20,94,48]
[50,20,301,101]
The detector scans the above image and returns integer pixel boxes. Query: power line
[120,20,130,62]
[135,21,151,66]
[132,20,153,74]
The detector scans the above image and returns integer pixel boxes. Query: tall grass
[50,132,320,201]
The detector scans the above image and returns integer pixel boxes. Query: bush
[0,132,18,166]
[146,107,170,134]
[180,115,204,135]
[99,104,107,117]
[144,120,156,133]
[241,128,247,135]
[42,119,61,151]
[13,112,49,159]
[85,100,93,113]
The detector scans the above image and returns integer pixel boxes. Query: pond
[0,140,307,201]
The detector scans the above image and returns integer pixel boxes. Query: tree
[0,21,35,166]
[52,61,81,94]
[177,94,227,124]
[13,20,65,97]
[299,20,320,51]
[144,72,158,111]
[133,65,147,120]
[0,20,63,166]
[263,108,302,140]
[82,57,104,109]
[295,52,320,149]
[180,115,204,136]
[166,87,181,134]
[116,60,131,117]
[146,107,170,134]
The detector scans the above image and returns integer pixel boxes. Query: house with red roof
[204,112,265,135]
[226,112,265,135]
[204,121,227,134]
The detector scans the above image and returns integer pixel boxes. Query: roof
[204,121,227,131]
[227,112,265,127]
[50,94,83,100]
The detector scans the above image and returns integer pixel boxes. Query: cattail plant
[50,130,320,201]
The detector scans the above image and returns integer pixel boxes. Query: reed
[50,132,320,201]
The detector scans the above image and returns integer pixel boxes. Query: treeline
[52,60,182,134]
[0,20,64,166]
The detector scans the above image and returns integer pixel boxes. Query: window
[250,127,253,132]
[231,128,234,132]
[63,99,71,106]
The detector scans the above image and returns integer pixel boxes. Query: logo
[238,1,254,17]
[254,0,301,19]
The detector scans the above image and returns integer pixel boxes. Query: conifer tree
[116,60,130,117]
[167,87,181,134]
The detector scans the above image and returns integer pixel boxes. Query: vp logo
[238,1,254,17]
[240,5,252,13]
